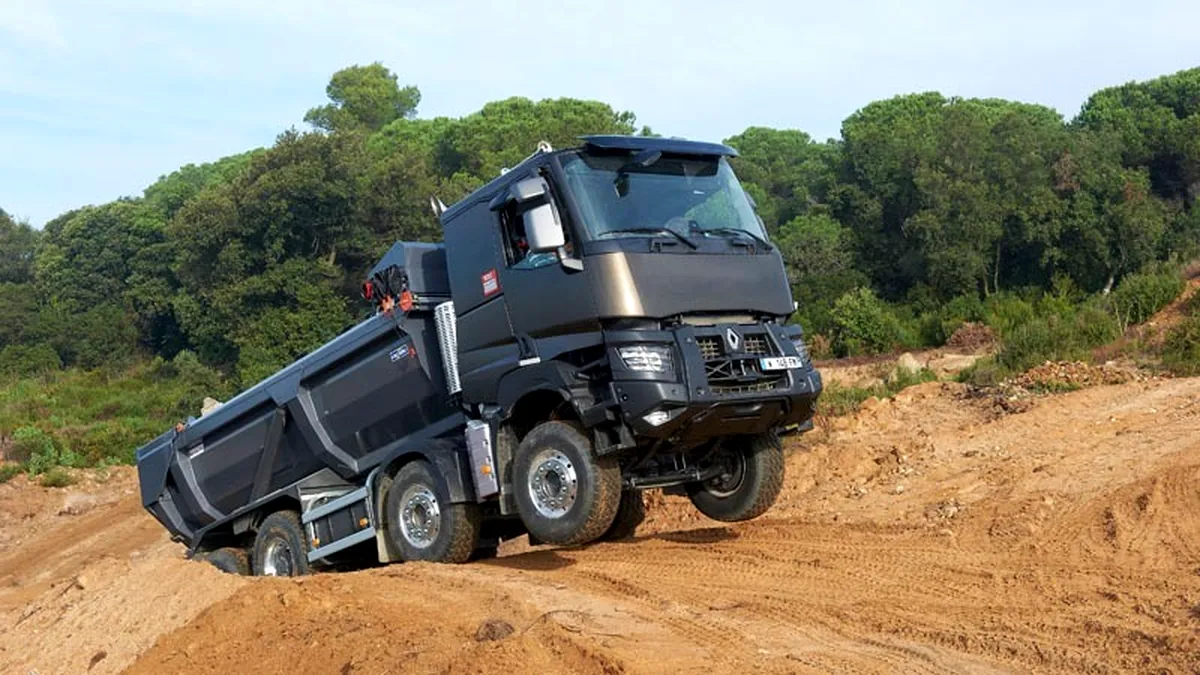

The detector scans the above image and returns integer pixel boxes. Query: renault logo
[725,327,740,352]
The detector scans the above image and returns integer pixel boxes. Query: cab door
[495,172,600,363]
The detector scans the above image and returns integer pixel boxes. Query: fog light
[643,410,672,427]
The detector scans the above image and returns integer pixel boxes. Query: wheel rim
[261,538,294,576]
[399,486,441,549]
[704,451,746,498]
[528,449,579,518]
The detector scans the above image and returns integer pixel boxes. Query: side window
[498,178,571,271]
[499,204,531,267]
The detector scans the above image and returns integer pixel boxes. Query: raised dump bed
[137,243,464,558]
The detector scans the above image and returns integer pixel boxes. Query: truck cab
[440,135,821,545]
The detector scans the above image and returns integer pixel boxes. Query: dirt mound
[0,472,248,675]
[945,321,996,353]
[1009,359,1157,390]
[5,378,1200,673]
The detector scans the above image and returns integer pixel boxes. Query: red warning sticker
[481,268,500,297]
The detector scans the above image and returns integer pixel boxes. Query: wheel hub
[705,451,746,498]
[529,450,578,518]
[262,538,294,576]
[400,487,440,549]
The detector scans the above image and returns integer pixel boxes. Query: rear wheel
[687,433,785,522]
[513,421,620,546]
[252,511,309,577]
[600,490,646,541]
[203,547,249,575]
[385,460,481,563]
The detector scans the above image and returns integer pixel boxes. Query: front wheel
[385,460,481,563]
[513,421,621,546]
[687,434,785,522]
[599,490,646,541]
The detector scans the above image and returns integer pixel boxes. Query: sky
[1,0,1197,226]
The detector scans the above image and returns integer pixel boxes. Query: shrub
[1112,270,1185,327]
[1162,316,1200,376]
[983,293,1036,335]
[0,344,62,379]
[0,463,21,483]
[819,384,876,417]
[12,425,81,474]
[40,467,76,488]
[72,420,148,466]
[918,294,987,346]
[830,288,910,356]
[958,356,1006,387]
[806,334,834,361]
[1073,303,1122,346]
[997,305,1120,373]
[9,426,55,464]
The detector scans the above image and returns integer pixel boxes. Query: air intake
[434,301,461,395]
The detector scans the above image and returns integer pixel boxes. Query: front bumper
[606,322,823,443]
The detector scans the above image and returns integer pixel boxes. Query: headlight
[618,345,672,373]
[790,336,810,363]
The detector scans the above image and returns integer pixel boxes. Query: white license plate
[760,356,803,371]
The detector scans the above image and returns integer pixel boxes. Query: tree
[0,283,38,347]
[839,92,947,296]
[143,151,261,220]
[168,129,365,371]
[305,63,420,133]
[1077,67,1200,205]
[34,201,165,312]
[435,97,637,182]
[1056,131,1169,291]
[774,214,868,334]
[725,128,840,230]
[0,209,38,284]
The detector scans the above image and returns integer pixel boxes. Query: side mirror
[524,204,565,252]
[511,177,547,205]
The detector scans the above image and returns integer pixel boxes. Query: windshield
[561,152,768,243]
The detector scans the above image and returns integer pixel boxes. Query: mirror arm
[558,246,584,273]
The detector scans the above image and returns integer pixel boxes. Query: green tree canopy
[0,209,39,284]
[305,63,421,133]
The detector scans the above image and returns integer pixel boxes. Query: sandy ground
[1,377,1198,674]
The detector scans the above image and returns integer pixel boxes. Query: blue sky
[1,0,1196,226]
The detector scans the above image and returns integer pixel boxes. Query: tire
[687,433,785,522]
[252,510,310,577]
[203,547,250,575]
[600,490,645,541]
[385,460,481,563]
[512,421,621,546]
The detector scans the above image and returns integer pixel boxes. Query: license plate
[760,356,803,371]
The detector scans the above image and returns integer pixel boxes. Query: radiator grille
[696,335,723,361]
[694,329,786,395]
[743,334,771,356]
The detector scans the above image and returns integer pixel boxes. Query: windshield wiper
[702,227,773,251]
[603,227,698,249]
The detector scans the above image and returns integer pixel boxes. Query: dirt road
[2,378,1197,674]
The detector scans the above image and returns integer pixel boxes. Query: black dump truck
[136,135,823,575]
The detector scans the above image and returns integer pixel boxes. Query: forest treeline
[2,63,1199,385]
